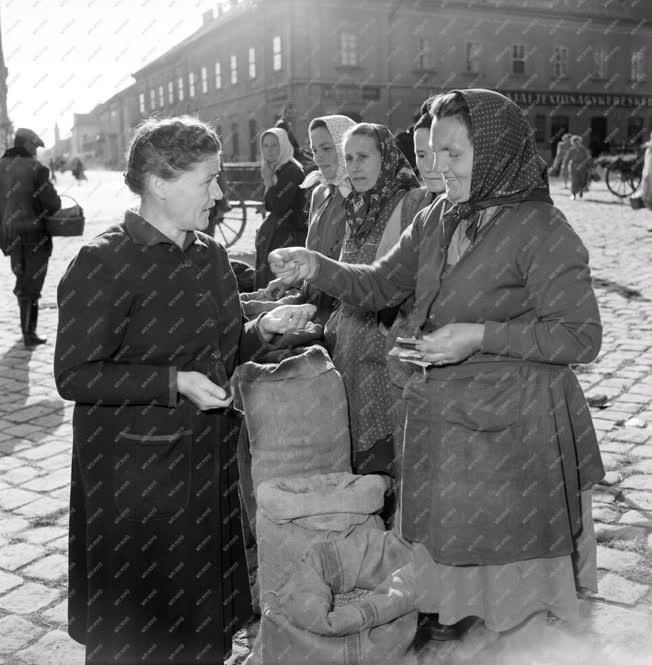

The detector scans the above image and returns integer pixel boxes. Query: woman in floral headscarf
[327,122,428,480]
[269,90,603,650]
[254,127,306,288]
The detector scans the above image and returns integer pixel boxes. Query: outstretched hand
[257,303,317,341]
[268,247,319,285]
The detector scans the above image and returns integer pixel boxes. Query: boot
[17,298,28,334]
[23,301,47,348]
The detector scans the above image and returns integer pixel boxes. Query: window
[465,41,481,74]
[534,114,547,143]
[168,81,174,104]
[215,61,222,89]
[273,35,282,71]
[248,118,258,161]
[512,44,525,75]
[417,38,433,70]
[231,122,240,160]
[201,66,208,93]
[340,32,358,66]
[552,46,568,78]
[158,85,164,107]
[628,116,644,144]
[231,55,238,85]
[249,48,257,79]
[594,48,608,79]
[631,48,646,83]
[178,76,184,101]
[138,92,145,113]
[149,89,156,110]
[188,72,195,98]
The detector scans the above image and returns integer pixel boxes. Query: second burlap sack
[256,472,387,601]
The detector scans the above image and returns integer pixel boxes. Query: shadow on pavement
[0,340,65,454]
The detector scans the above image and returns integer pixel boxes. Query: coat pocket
[113,425,192,523]
[424,369,524,432]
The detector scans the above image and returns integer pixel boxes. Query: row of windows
[138,36,283,113]
[340,33,647,82]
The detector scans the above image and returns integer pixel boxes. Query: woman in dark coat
[254,128,306,289]
[269,90,604,649]
[54,116,314,665]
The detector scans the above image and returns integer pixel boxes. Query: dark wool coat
[309,198,604,565]
[254,161,306,289]
[0,146,61,253]
[55,210,265,665]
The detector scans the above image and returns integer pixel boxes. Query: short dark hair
[124,116,221,196]
[429,92,473,144]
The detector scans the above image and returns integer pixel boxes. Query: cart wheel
[215,200,247,248]
[605,163,633,198]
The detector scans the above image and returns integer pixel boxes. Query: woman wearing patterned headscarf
[254,127,307,288]
[326,122,428,483]
[269,90,603,650]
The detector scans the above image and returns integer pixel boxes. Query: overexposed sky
[1,0,221,147]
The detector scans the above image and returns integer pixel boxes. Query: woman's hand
[405,323,485,366]
[177,371,233,411]
[257,304,317,341]
[268,247,319,284]
[264,277,292,300]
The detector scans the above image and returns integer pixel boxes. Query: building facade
[87,0,652,166]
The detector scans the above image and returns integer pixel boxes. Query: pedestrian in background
[0,128,61,348]
[551,132,571,187]
[564,134,592,199]
[254,127,306,289]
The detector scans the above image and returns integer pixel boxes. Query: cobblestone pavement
[0,171,650,664]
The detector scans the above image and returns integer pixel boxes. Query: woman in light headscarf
[295,114,356,326]
[254,127,306,288]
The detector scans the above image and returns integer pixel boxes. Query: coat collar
[124,209,208,251]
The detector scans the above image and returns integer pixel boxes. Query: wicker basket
[45,195,85,237]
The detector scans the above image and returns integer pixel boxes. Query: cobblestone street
[0,171,651,663]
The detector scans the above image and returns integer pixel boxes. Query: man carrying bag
[0,128,61,348]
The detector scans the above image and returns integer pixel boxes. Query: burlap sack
[248,528,419,665]
[232,345,351,493]
[256,473,386,601]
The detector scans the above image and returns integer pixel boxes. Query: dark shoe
[24,332,47,348]
[419,613,459,641]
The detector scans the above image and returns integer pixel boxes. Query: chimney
[202,8,214,25]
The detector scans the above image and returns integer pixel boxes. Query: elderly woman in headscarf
[325,122,429,482]
[563,134,593,199]
[254,127,307,288]
[269,89,603,650]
